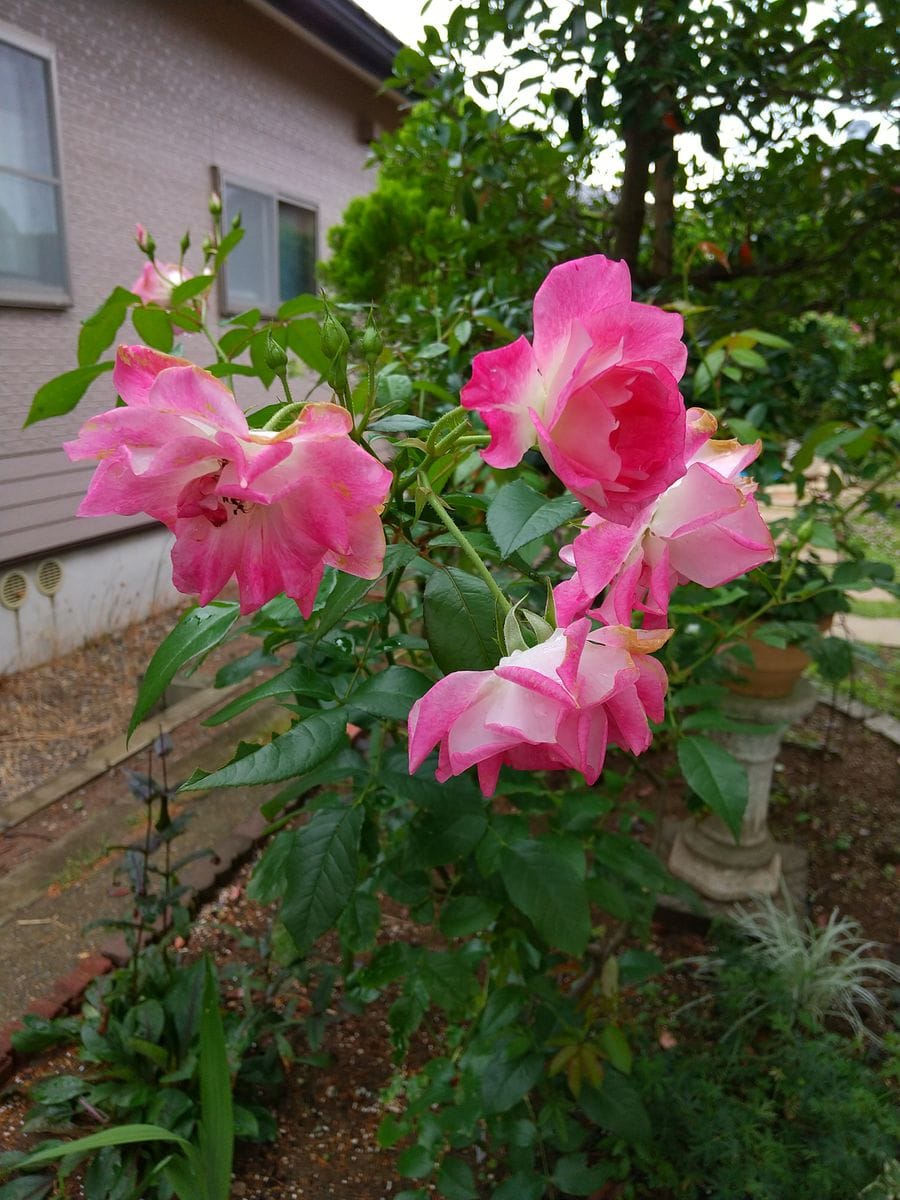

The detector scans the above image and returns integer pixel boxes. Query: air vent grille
[35,558,63,597]
[1,571,27,611]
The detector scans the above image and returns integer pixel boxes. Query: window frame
[214,168,319,319]
[0,20,72,308]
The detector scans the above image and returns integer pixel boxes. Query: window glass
[0,34,68,303]
[0,174,65,289]
[0,41,55,177]
[223,182,274,312]
[220,177,316,316]
[278,201,316,300]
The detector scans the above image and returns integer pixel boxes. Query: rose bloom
[554,409,775,629]
[408,619,669,796]
[461,255,688,524]
[131,260,194,307]
[64,346,392,615]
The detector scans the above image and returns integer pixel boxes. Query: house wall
[1,0,400,674]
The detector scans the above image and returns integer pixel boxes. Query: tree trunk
[651,130,676,279]
[613,119,654,268]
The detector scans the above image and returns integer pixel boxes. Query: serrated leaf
[169,274,213,304]
[347,666,431,721]
[132,304,174,352]
[439,896,499,939]
[579,1071,651,1142]
[599,1025,632,1074]
[203,664,334,726]
[78,286,136,366]
[436,1155,477,1199]
[481,1050,544,1114]
[677,735,748,841]
[25,361,115,426]
[181,709,348,790]
[551,1152,610,1194]
[129,602,239,737]
[286,318,330,376]
[282,804,363,954]
[276,293,321,320]
[500,839,590,956]
[424,567,500,674]
[487,480,582,558]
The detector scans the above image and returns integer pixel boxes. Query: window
[217,173,317,316]
[0,25,69,306]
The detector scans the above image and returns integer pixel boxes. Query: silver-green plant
[728,895,899,1040]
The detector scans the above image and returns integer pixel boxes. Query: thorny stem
[419,476,513,617]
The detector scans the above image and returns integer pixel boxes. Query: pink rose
[408,619,669,796]
[64,346,392,615]
[461,256,689,524]
[554,409,774,629]
[130,260,194,307]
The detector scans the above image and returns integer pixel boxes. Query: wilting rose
[130,260,195,307]
[554,409,774,629]
[461,255,689,524]
[64,346,392,615]
[408,619,669,796]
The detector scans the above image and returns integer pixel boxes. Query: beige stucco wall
[0,0,399,567]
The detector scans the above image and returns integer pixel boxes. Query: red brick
[26,996,63,1021]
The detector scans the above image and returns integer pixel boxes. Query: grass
[833,645,900,719]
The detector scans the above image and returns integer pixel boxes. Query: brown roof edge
[247,0,405,89]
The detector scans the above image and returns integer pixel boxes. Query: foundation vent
[1,570,28,611]
[35,558,64,597]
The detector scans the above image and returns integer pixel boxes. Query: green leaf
[169,274,213,304]
[436,1155,478,1199]
[599,1025,632,1075]
[412,793,488,867]
[203,664,334,726]
[214,225,244,267]
[314,544,416,642]
[286,318,330,376]
[424,567,500,674]
[500,839,590,956]
[282,804,363,954]
[2,1126,190,1175]
[276,293,321,320]
[579,1072,651,1143]
[677,735,748,841]
[181,709,348,790]
[486,480,582,558]
[481,1049,544,1114]
[132,304,174,352]
[129,602,239,737]
[368,414,431,433]
[729,346,768,372]
[25,361,115,426]
[78,286,136,366]
[741,328,791,349]
[551,1153,610,1194]
[198,958,233,1200]
[439,895,499,939]
[0,1178,54,1199]
[347,666,431,721]
[397,1145,434,1180]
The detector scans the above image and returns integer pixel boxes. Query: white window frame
[0,20,71,308]
[214,168,318,318]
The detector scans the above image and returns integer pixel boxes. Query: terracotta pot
[724,617,832,700]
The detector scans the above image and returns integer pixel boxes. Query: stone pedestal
[668,678,818,903]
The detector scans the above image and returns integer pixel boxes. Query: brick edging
[0,811,268,1086]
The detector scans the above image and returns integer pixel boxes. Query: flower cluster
[66,253,773,794]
